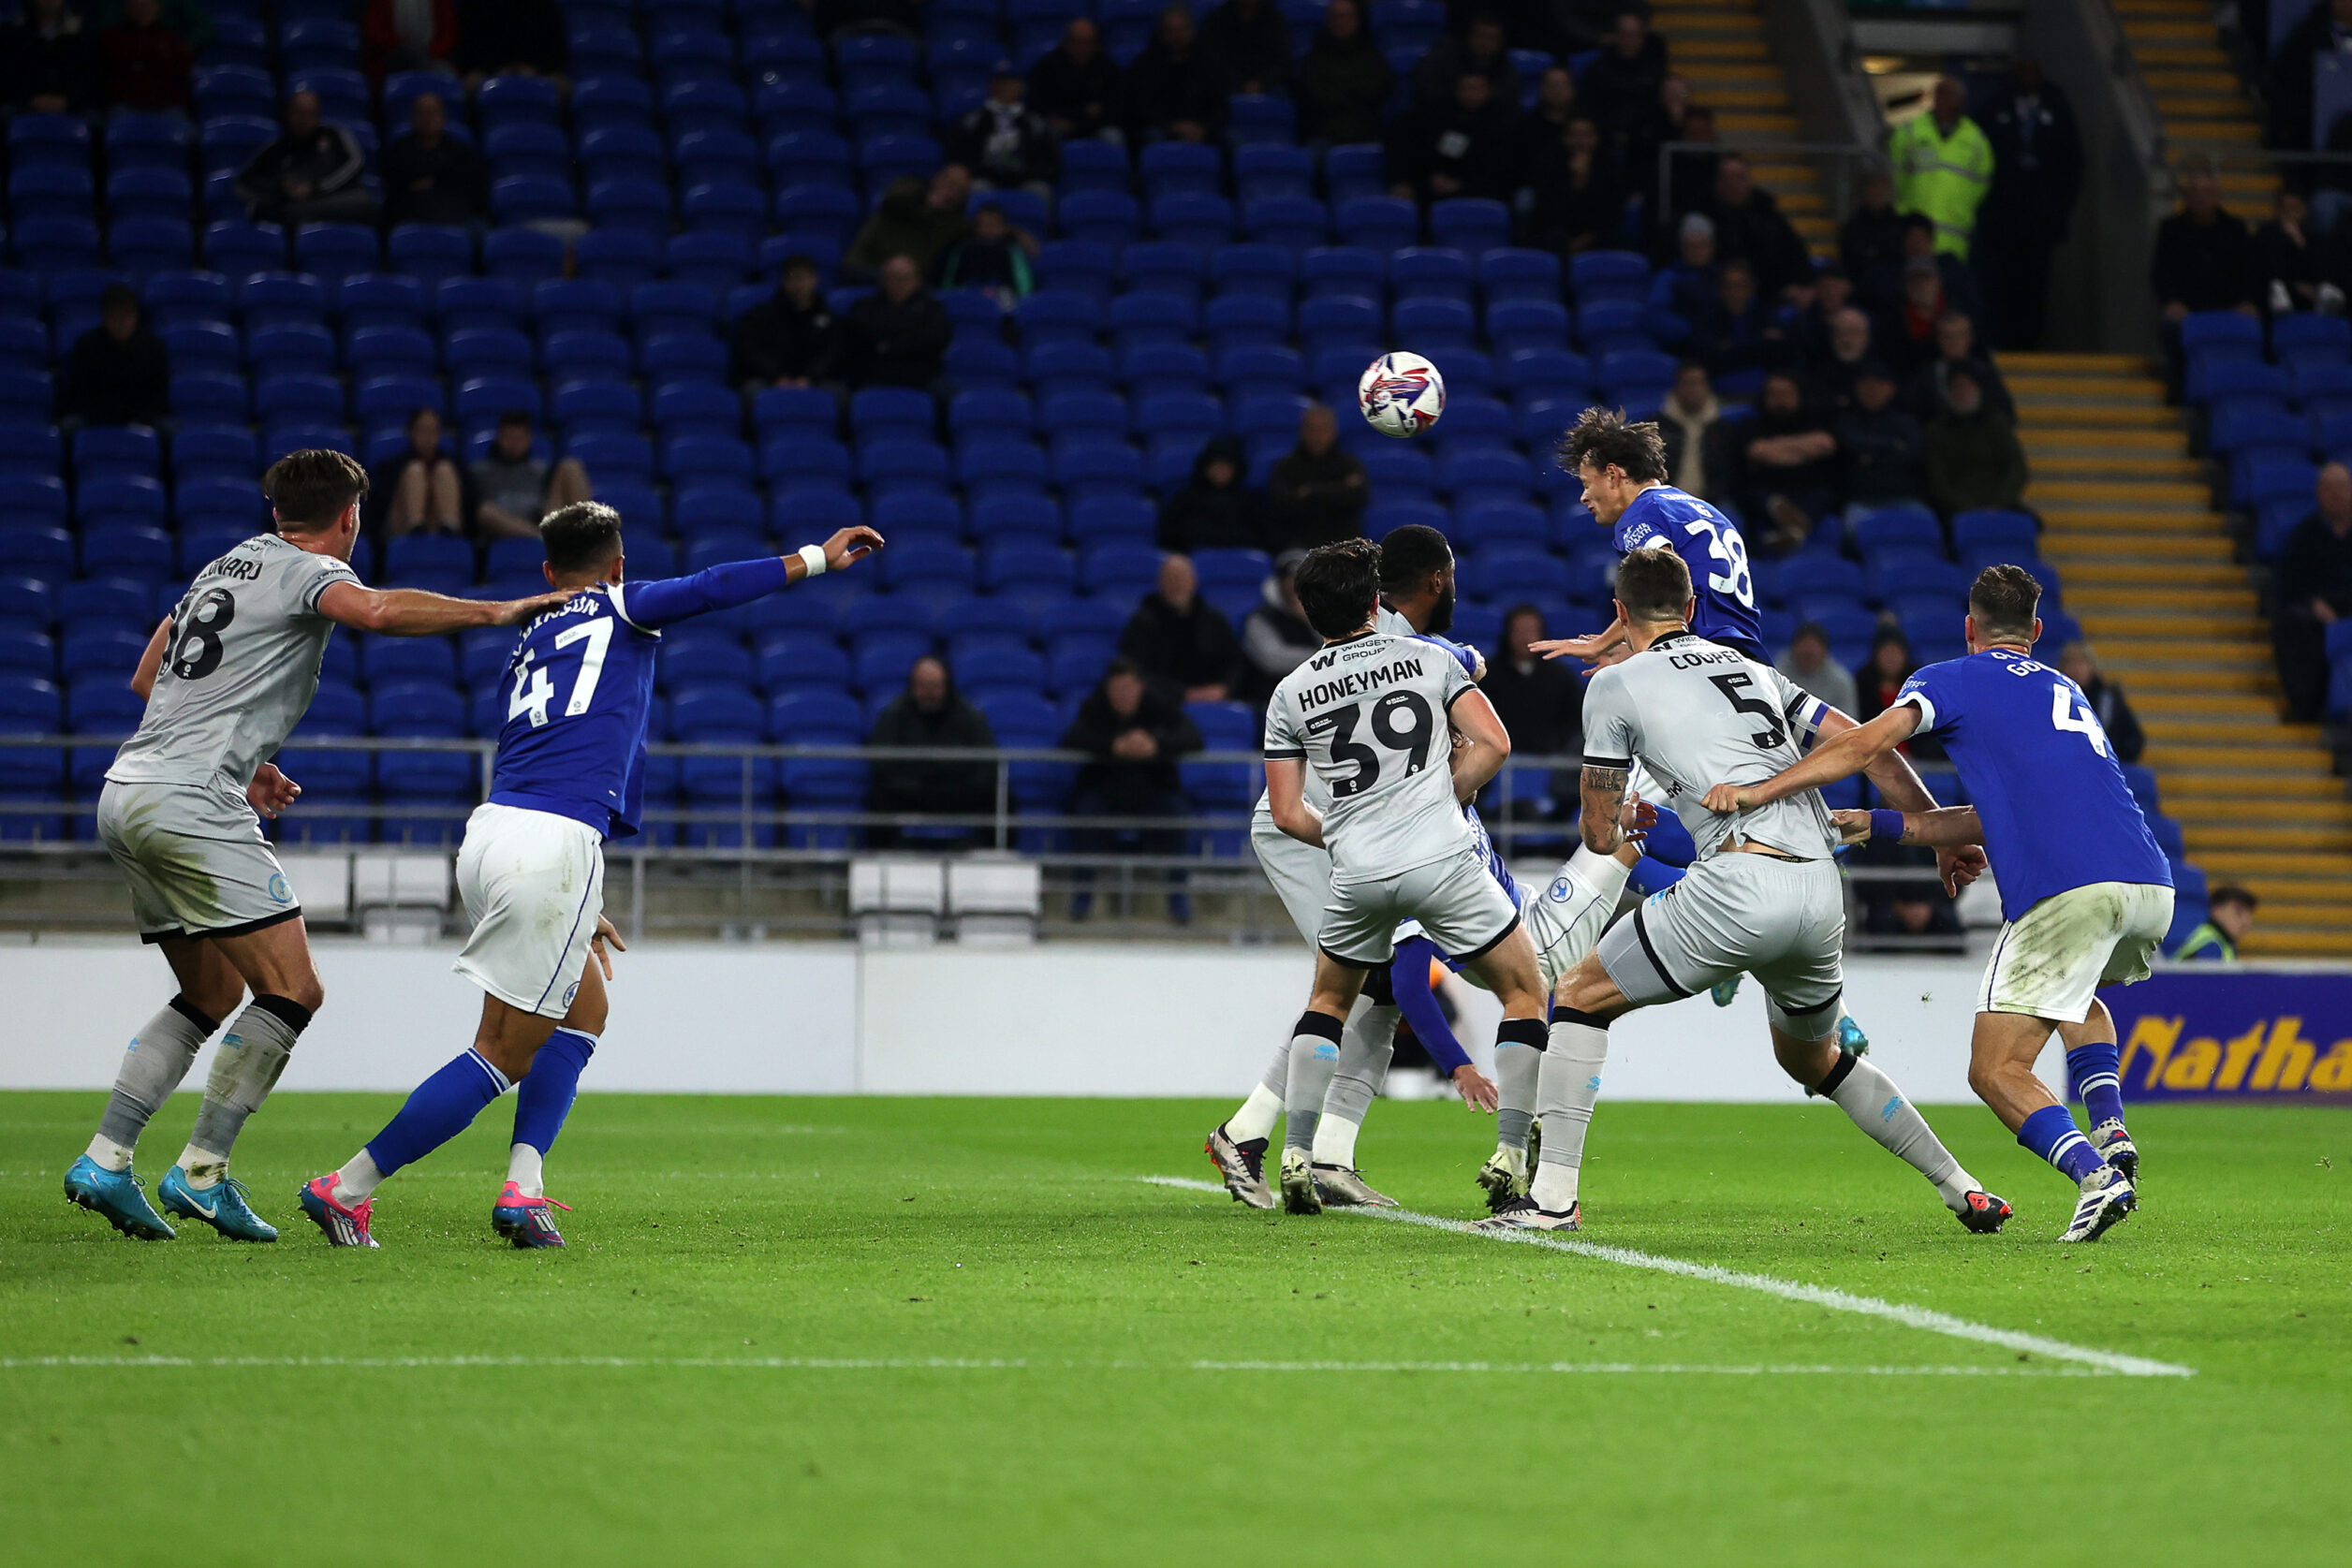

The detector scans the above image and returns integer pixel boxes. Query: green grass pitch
[2,1091,2347,1567]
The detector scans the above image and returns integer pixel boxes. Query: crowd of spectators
[2272,461,2352,720]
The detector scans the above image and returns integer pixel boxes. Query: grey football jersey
[1580,630,1836,861]
[1264,628,1477,884]
[108,534,360,796]
[1254,607,1424,817]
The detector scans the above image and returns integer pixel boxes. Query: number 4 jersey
[108,533,361,798]
[1580,631,1837,863]
[1263,628,1477,883]
[1895,648,2170,923]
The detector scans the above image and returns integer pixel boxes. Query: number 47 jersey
[1263,628,1478,884]
[489,582,664,841]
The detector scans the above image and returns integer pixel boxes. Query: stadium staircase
[2114,0,2277,208]
[1650,0,1832,251]
[2010,351,2352,957]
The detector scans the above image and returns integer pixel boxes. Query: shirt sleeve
[1261,687,1305,760]
[610,557,793,630]
[1435,648,1475,711]
[1579,667,1636,770]
[300,554,360,614]
[1894,660,1961,736]
[1389,936,1471,1075]
[1767,666,1831,742]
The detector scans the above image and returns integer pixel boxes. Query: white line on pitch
[0,1355,2102,1378]
[1141,1176,2197,1380]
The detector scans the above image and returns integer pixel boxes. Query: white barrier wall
[0,939,2011,1102]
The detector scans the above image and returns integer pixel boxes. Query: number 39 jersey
[108,534,361,798]
[1896,649,2171,922]
[1612,485,1767,661]
[1580,631,1836,863]
[1263,629,1477,884]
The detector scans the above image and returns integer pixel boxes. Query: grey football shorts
[1251,806,1333,949]
[1318,846,1521,971]
[96,779,301,945]
[1596,851,1845,1035]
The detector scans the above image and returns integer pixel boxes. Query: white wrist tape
[797,544,828,577]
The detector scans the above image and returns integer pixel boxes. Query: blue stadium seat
[1060,191,1142,250]
[292,224,378,288]
[1120,341,1213,395]
[1152,193,1236,249]
[1336,197,1418,254]
[1243,197,1328,254]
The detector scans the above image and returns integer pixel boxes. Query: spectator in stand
[840,255,953,392]
[1734,370,1839,550]
[1856,627,1918,724]
[1978,56,2081,351]
[1889,76,1992,261]
[864,655,999,851]
[1411,11,1518,115]
[1782,259,1857,369]
[371,407,465,537]
[1296,0,1390,147]
[454,0,567,87]
[1706,153,1812,301]
[362,0,457,83]
[235,90,378,227]
[1198,0,1291,95]
[1061,658,1203,919]
[1268,403,1369,549]
[1904,309,2011,421]
[1809,304,1874,412]
[1158,435,1273,554]
[845,167,973,279]
[1859,857,1966,947]
[1625,71,1698,214]
[1652,212,1719,328]
[950,66,1059,198]
[1484,604,1582,814]
[469,411,593,540]
[1924,365,2028,519]
[2055,640,2144,765]
[380,92,488,231]
[1774,621,1859,716]
[1239,550,1320,705]
[729,254,840,393]
[1582,9,1668,151]
[1523,112,1625,256]
[2154,165,2259,393]
[1684,258,1780,396]
[1834,362,1928,514]
[0,0,100,113]
[1513,65,1579,179]
[1885,255,1950,381]
[2268,0,2352,153]
[1654,99,1719,226]
[60,284,168,430]
[1127,5,1228,145]
[100,0,190,111]
[1120,554,1246,702]
[1656,359,1730,500]
[1840,164,1909,311]
[2173,886,2257,960]
[2271,462,2352,721]
[1894,212,1987,327]
[2253,186,2346,317]
[935,202,1038,309]
[1387,70,1514,204]
[1029,19,1124,144]
[87,0,210,48]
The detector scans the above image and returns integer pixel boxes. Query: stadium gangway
[1653,139,1881,226]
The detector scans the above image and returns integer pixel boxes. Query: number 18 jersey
[1580,631,1836,862]
[1263,629,1477,884]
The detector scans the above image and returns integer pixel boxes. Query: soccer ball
[1359,352,1447,438]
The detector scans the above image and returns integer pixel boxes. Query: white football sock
[507,1144,545,1198]
[331,1150,384,1206]
[1530,1018,1610,1211]
[1311,1113,1361,1169]
[1312,1004,1396,1165]
[1820,1052,1977,1209]
[1227,1083,1283,1144]
[174,1144,230,1189]
[84,1134,135,1173]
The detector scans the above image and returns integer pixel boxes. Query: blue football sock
[513,1030,595,1156]
[364,1048,512,1180]
[2017,1103,2108,1185]
[2066,1041,2127,1129]
[1626,857,1686,897]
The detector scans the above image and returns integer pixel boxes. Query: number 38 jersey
[1580,631,1836,863]
[1612,485,1767,661]
[109,534,361,798]
[1263,629,1477,884]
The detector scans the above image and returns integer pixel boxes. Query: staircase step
[2023,431,2194,455]
[2164,770,2342,799]
[2053,560,2242,586]
[2069,584,2257,612]
[1717,111,1799,135]
[2008,374,2168,399]
[2122,18,2215,39]
[2192,850,2352,880]
[2241,931,2352,955]
[2158,94,2256,120]
[2033,506,2224,530]
[2147,715,2324,741]
[2013,404,2183,427]
[2168,798,2352,824]
[2030,454,2206,479]
[2113,667,2281,695]
[2043,535,2230,561]
[2027,478,2217,507]
[1674,37,1769,59]
[2135,43,2231,66]
[2137,692,2287,717]
[2184,823,2352,851]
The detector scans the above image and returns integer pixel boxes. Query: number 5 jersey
[108,533,361,799]
[1580,630,1838,863]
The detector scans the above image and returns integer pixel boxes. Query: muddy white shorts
[453,802,607,1019]
[1977,880,2175,1023]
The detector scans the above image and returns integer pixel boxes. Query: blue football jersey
[1896,649,2172,923]
[1612,485,1768,662]
[1463,801,1520,908]
[489,558,795,839]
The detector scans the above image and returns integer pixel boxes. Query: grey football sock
[1494,1040,1543,1153]
[1282,1011,1345,1153]
[1530,1016,1610,1211]
[94,995,218,1161]
[1818,1050,1977,1209]
[1314,1004,1399,1160]
[181,996,308,1179]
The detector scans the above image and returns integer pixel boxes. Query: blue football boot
[1837,1013,1871,1057]
[157,1167,279,1242]
[63,1155,174,1240]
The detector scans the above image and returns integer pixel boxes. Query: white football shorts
[453,801,608,1019]
[1977,880,2175,1023]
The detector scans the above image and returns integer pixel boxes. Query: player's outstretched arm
[1700,704,1921,814]
[621,527,885,628]
[317,581,571,637]
[1529,614,1629,670]
[1807,704,1989,889]
[1578,762,1629,855]
[1263,756,1324,847]
[1446,687,1511,800]
[1833,805,1985,850]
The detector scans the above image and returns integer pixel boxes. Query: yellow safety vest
[1889,113,1994,259]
